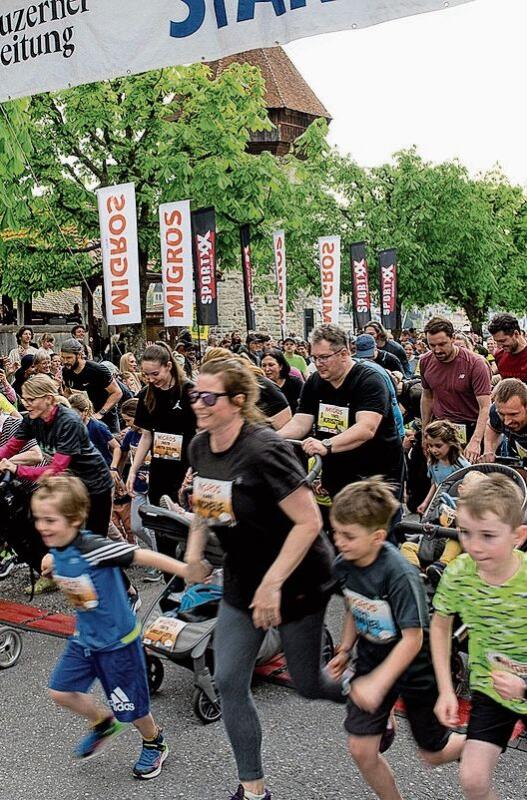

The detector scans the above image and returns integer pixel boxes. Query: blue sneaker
[74,716,126,760]
[133,731,169,780]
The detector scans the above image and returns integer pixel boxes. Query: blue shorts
[49,637,150,723]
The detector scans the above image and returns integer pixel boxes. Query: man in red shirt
[420,317,491,463]
[487,313,527,382]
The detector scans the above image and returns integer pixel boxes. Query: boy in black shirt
[327,478,464,800]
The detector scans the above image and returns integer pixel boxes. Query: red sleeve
[0,438,25,460]
[17,453,72,481]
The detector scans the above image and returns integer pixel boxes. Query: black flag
[378,248,398,330]
[191,207,218,326]
[350,242,371,331]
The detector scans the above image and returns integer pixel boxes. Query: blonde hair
[68,392,94,417]
[120,352,138,374]
[21,375,62,401]
[457,474,523,529]
[32,475,90,526]
[199,357,265,424]
[424,420,464,465]
[330,477,400,532]
[458,470,487,493]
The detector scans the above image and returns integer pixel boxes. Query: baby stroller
[0,470,47,580]
[138,450,335,724]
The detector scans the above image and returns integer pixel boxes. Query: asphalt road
[1,567,526,800]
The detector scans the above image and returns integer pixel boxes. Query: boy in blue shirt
[327,477,465,800]
[35,474,208,780]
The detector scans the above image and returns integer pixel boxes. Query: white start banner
[319,235,341,325]
[273,229,287,339]
[97,182,142,326]
[0,1,475,103]
[159,200,194,328]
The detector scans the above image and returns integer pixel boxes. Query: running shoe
[230,786,272,799]
[74,716,126,760]
[158,494,175,511]
[128,590,142,613]
[0,556,17,579]
[23,576,58,595]
[425,561,446,588]
[132,731,169,780]
[143,568,162,583]
[379,716,396,753]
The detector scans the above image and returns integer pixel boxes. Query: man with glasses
[278,325,404,506]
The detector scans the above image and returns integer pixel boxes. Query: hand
[0,369,7,385]
[326,650,350,681]
[186,559,212,585]
[492,670,526,701]
[0,459,17,474]
[302,437,329,457]
[434,690,460,727]
[349,675,385,713]
[94,412,103,421]
[464,438,481,464]
[250,581,282,630]
[125,471,137,497]
[41,554,54,577]
[417,501,427,516]
[479,451,496,463]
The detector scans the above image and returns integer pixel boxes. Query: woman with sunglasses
[184,357,341,800]
[126,342,195,506]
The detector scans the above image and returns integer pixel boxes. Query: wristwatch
[321,438,333,454]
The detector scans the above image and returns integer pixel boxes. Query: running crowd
[0,313,526,800]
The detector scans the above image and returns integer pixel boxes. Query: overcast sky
[285,0,527,186]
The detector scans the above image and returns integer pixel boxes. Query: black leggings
[86,489,113,538]
[214,600,344,782]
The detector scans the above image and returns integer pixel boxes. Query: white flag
[273,230,287,339]
[97,182,142,326]
[0,1,475,103]
[159,200,194,328]
[319,236,341,325]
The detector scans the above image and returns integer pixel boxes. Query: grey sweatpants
[214,600,344,782]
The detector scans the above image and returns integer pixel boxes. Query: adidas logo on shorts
[109,686,135,713]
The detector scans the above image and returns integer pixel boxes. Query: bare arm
[326,610,358,680]
[465,394,491,464]
[95,378,122,417]
[9,444,43,466]
[277,413,315,440]
[482,421,501,462]
[268,405,292,431]
[303,410,383,457]
[350,628,423,712]
[133,548,209,581]
[250,485,322,629]
[420,387,434,431]
[430,611,459,726]
[184,514,211,583]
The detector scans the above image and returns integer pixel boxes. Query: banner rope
[0,102,97,301]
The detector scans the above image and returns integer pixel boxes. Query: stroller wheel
[321,626,335,665]
[145,652,164,694]
[0,627,22,669]
[192,688,222,724]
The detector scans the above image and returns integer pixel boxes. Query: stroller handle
[0,469,12,488]
[284,439,323,487]
[393,520,460,540]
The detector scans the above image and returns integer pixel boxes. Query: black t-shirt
[297,363,403,497]
[489,403,527,459]
[381,340,410,377]
[16,405,113,495]
[62,361,119,433]
[334,544,435,691]
[257,376,289,417]
[134,380,195,503]
[188,423,334,621]
[375,350,403,374]
[278,375,303,415]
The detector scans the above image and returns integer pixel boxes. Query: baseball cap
[60,338,84,354]
[283,336,295,344]
[355,334,376,358]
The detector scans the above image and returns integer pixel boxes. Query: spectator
[34,349,52,376]
[488,313,527,382]
[70,324,93,360]
[8,326,38,364]
[120,352,143,395]
[282,336,308,378]
[12,354,36,398]
[403,342,418,376]
[420,316,491,464]
[61,339,122,434]
[238,333,265,366]
[38,333,55,352]
[364,321,411,378]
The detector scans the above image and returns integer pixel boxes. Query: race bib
[344,588,398,643]
[130,444,151,466]
[143,616,187,653]
[318,402,349,435]
[54,573,99,610]
[487,651,527,678]
[514,442,527,460]
[193,476,236,526]
[451,423,467,445]
[152,432,183,461]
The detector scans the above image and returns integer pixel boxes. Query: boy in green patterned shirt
[431,474,527,800]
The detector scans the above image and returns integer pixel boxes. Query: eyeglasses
[312,348,345,364]
[189,390,232,407]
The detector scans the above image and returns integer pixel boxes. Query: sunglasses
[189,390,232,407]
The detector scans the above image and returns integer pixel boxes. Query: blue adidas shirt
[51,532,138,652]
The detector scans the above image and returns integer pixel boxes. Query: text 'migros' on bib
[152,432,182,461]
[344,588,398,643]
[193,476,236,527]
[317,402,349,435]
